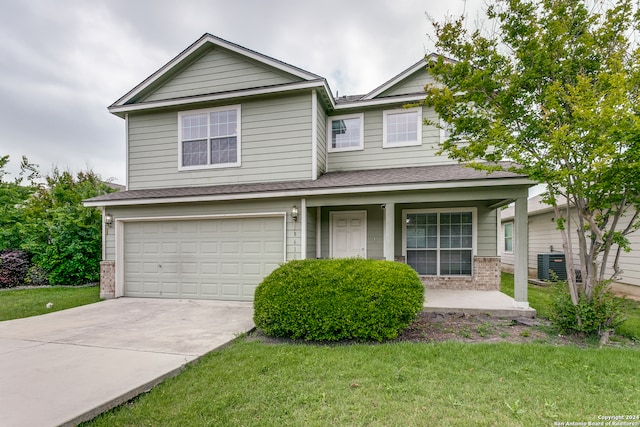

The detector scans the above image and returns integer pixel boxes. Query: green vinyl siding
[143,46,302,103]
[127,93,313,190]
[377,68,434,98]
[306,207,317,258]
[327,107,453,172]
[316,99,327,175]
[477,207,498,256]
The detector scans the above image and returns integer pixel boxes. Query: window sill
[382,141,422,149]
[178,162,241,171]
[328,146,364,153]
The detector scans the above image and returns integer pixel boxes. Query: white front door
[330,211,367,258]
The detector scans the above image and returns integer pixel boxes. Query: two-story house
[85,34,534,307]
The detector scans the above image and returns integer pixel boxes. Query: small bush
[253,258,424,342]
[24,265,49,287]
[550,281,626,336]
[0,250,31,288]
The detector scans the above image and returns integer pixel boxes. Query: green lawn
[0,286,101,321]
[500,272,640,340]
[84,274,640,426]
[85,339,639,427]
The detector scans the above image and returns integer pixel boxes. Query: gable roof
[108,35,442,116]
[109,33,327,112]
[362,55,435,100]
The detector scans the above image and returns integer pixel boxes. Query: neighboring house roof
[104,182,125,192]
[85,163,529,207]
[501,194,570,221]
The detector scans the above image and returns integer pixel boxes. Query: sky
[0,0,485,185]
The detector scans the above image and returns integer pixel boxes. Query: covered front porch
[297,173,532,310]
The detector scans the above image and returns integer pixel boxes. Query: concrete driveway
[0,298,254,427]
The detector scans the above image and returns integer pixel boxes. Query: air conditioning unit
[537,253,567,281]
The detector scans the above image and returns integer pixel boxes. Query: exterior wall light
[291,205,299,222]
[105,213,114,227]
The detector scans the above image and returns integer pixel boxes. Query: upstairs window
[178,105,241,170]
[328,114,364,152]
[383,107,422,148]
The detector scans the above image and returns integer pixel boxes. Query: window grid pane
[182,140,207,166]
[211,137,237,165]
[182,113,208,140]
[440,250,472,275]
[387,111,418,144]
[407,250,437,275]
[331,117,361,149]
[504,223,513,252]
[181,108,238,167]
[406,211,473,277]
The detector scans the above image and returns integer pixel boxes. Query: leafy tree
[19,168,114,285]
[0,156,37,251]
[424,0,640,333]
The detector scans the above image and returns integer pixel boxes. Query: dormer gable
[363,54,437,100]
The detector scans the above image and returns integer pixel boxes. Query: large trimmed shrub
[253,258,424,342]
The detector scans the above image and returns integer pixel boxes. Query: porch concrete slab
[0,298,254,427]
[424,289,536,318]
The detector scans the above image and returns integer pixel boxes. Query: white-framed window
[503,222,513,253]
[382,106,422,148]
[440,119,466,143]
[328,113,364,152]
[402,208,477,276]
[440,119,453,142]
[178,105,241,170]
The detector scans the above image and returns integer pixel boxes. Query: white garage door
[123,216,284,300]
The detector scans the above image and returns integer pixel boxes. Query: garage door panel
[221,263,239,274]
[161,282,179,295]
[242,241,261,254]
[221,241,239,253]
[143,262,159,274]
[222,220,240,232]
[142,223,160,234]
[161,262,178,274]
[181,262,198,274]
[124,216,284,300]
[243,263,260,275]
[201,243,218,254]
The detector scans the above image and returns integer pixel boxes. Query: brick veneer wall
[420,256,500,290]
[100,260,116,299]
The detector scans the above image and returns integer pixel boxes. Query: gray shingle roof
[85,163,527,204]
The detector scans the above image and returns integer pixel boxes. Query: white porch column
[383,202,395,261]
[300,198,307,260]
[514,196,529,307]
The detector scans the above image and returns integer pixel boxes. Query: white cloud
[0,0,483,184]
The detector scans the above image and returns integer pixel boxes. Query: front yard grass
[0,286,100,321]
[86,274,640,426]
[86,339,639,427]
